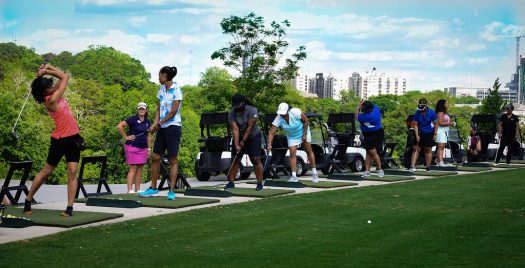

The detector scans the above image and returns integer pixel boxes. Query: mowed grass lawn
[2,169,525,267]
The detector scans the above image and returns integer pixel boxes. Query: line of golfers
[25,63,522,215]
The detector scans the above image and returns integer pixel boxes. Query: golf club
[11,86,32,140]
[225,147,245,182]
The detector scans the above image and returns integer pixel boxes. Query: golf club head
[12,130,19,140]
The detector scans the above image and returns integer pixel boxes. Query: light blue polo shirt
[272,108,311,146]
[157,83,183,128]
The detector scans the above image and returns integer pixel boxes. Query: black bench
[0,161,34,205]
[75,156,112,199]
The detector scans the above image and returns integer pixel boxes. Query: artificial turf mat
[181,186,295,198]
[456,166,492,172]
[2,207,123,228]
[416,165,457,171]
[325,173,366,180]
[413,170,458,176]
[463,162,492,167]
[76,194,219,209]
[247,180,358,188]
[363,176,416,182]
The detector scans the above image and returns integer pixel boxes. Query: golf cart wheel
[461,155,468,164]
[350,156,364,172]
[296,159,307,176]
[239,172,251,180]
[196,172,211,181]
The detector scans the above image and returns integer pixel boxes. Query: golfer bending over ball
[355,100,385,178]
[267,103,318,183]
[224,94,264,191]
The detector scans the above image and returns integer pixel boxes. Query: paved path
[0,167,520,244]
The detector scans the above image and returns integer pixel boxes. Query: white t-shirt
[157,83,183,127]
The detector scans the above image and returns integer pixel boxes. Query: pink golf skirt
[124,144,148,165]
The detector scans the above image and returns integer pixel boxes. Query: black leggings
[495,135,516,164]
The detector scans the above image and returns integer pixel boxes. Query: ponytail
[160,66,178,81]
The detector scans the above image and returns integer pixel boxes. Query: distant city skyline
[0,0,523,91]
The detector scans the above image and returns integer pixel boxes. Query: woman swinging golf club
[267,103,318,183]
[24,64,82,217]
[224,94,264,191]
[355,100,384,178]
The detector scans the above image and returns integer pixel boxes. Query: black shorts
[153,125,182,157]
[362,128,384,152]
[232,132,262,160]
[46,134,81,167]
[418,132,434,148]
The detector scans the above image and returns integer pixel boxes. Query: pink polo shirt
[45,96,80,139]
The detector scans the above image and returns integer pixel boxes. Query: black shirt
[499,113,519,136]
[228,105,261,140]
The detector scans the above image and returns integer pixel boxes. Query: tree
[479,78,505,114]
[211,13,306,101]
[339,89,360,105]
[69,45,151,91]
[454,96,480,104]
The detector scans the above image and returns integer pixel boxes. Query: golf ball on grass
[367,220,372,224]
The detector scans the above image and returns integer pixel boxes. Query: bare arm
[355,99,364,120]
[515,122,520,140]
[231,121,240,150]
[39,65,69,112]
[241,118,257,146]
[300,113,309,139]
[116,121,131,140]
[150,100,161,133]
[266,125,278,151]
[414,121,420,141]
[498,122,503,138]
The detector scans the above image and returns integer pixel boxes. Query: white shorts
[288,130,312,147]
[436,126,449,144]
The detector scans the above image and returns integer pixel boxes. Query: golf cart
[324,112,367,172]
[194,112,232,181]
[262,113,311,178]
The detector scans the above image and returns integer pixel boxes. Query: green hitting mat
[363,175,416,182]
[491,164,525,168]
[247,180,358,188]
[76,194,219,209]
[412,170,458,176]
[325,173,366,180]
[456,166,492,172]
[416,165,457,171]
[181,186,295,198]
[463,162,492,168]
[2,207,123,228]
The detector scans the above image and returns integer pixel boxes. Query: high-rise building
[325,74,349,100]
[520,56,525,103]
[315,73,326,98]
[360,71,407,99]
[350,72,361,96]
[445,86,518,103]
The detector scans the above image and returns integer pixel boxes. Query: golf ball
[367,220,372,224]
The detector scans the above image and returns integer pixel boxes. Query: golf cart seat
[204,136,230,152]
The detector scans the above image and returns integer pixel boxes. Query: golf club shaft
[12,87,32,133]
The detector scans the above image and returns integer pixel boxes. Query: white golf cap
[276,102,289,115]
[137,102,147,109]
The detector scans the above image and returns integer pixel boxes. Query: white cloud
[428,38,461,48]
[481,21,524,40]
[130,16,147,27]
[0,18,17,29]
[335,50,443,62]
[180,35,201,45]
[468,57,489,64]
[443,59,456,68]
[466,43,486,51]
[304,41,332,61]
[147,33,174,43]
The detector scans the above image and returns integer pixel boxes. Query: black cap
[505,104,514,110]
[362,101,373,113]
[231,93,245,109]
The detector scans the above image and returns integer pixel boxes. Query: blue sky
[0,0,524,91]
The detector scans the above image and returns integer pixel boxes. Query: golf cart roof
[200,112,229,126]
[326,112,355,124]
[471,114,497,123]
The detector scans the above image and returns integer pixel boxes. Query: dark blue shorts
[46,134,81,166]
[153,125,182,157]
[232,132,262,160]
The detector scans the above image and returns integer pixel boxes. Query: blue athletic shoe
[224,181,235,189]
[255,183,263,191]
[167,191,175,200]
[139,187,159,197]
